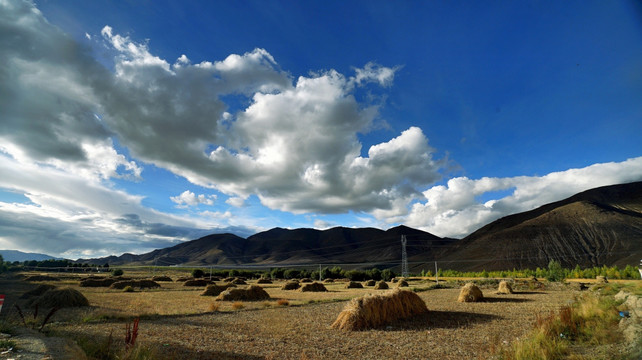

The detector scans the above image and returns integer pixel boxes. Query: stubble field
[0,272,585,359]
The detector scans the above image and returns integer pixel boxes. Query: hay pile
[256,278,272,284]
[183,279,210,287]
[224,277,235,282]
[345,281,363,289]
[364,280,376,286]
[176,276,193,282]
[396,279,409,288]
[301,278,313,283]
[323,278,334,283]
[458,283,483,302]
[31,288,89,308]
[80,278,116,287]
[24,275,59,282]
[331,289,428,331]
[374,281,389,290]
[201,283,235,297]
[110,280,160,290]
[151,276,173,282]
[596,276,608,284]
[281,281,300,290]
[231,278,247,285]
[215,285,270,301]
[20,284,56,299]
[300,282,327,292]
[497,281,513,294]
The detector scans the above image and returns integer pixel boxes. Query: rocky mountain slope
[438,181,642,270]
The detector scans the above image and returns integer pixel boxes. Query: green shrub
[191,269,205,278]
[123,286,134,293]
[111,269,124,277]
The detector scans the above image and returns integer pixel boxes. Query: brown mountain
[92,225,454,267]
[439,181,642,271]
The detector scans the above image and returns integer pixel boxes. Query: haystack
[323,278,334,283]
[300,282,327,292]
[497,281,513,294]
[596,276,608,284]
[215,285,270,301]
[345,281,364,289]
[24,275,59,282]
[231,278,247,285]
[151,276,173,282]
[364,280,376,286]
[223,277,235,282]
[80,278,116,287]
[374,281,389,290]
[201,284,235,297]
[331,289,428,331]
[110,280,160,290]
[396,280,409,288]
[176,276,193,282]
[183,279,210,287]
[20,284,56,299]
[256,278,272,284]
[457,283,483,302]
[281,281,300,290]
[301,278,313,283]
[31,288,89,308]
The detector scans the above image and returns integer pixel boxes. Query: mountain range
[75,181,642,271]
[0,250,59,262]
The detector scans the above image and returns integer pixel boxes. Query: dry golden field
[0,270,629,359]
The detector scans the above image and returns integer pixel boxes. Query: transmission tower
[401,235,408,278]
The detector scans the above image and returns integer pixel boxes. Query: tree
[381,269,395,281]
[546,260,565,282]
[112,268,124,277]
[192,269,205,278]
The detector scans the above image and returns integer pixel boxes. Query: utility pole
[435,261,439,285]
[319,264,322,281]
[401,235,408,278]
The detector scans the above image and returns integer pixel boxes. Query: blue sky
[1,0,641,259]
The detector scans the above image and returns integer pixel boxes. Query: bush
[192,269,205,278]
[381,269,395,281]
[546,260,565,282]
[111,269,124,277]
[123,286,134,292]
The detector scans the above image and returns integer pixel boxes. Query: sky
[1,0,641,260]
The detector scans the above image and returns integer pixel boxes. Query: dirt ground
[0,273,581,359]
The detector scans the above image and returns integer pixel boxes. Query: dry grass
[458,283,483,302]
[232,302,245,310]
[276,299,289,306]
[208,302,220,312]
[498,281,514,294]
[331,289,428,331]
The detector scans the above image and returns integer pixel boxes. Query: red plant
[125,317,139,349]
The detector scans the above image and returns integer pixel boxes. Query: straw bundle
[364,280,376,286]
[300,282,327,292]
[201,283,235,296]
[497,281,513,294]
[80,278,116,287]
[31,288,89,308]
[20,284,56,299]
[110,280,161,290]
[345,281,364,289]
[151,276,173,282]
[374,281,389,290]
[256,278,273,284]
[457,283,483,302]
[215,285,270,301]
[183,279,210,287]
[281,281,300,290]
[396,279,409,288]
[331,289,428,331]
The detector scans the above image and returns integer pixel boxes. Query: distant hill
[80,225,455,268]
[0,250,59,262]
[438,181,642,271]
[78,182,642,272]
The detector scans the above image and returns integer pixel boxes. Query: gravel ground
[51,287,574,360]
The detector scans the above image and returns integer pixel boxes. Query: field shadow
[386,310,500,331]
[482,297,533,303]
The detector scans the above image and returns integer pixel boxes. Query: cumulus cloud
[405,157,642,238]
[170,190,216,207]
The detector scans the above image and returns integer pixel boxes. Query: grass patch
[0,339,16,351]
[276,299,289,306]
[497,292,625,359]
[208,302,220,312]
[231,302,244,310]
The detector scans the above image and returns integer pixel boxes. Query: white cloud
[225,197,246,207]
[405,157,642,238]
[170,190,216,207]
